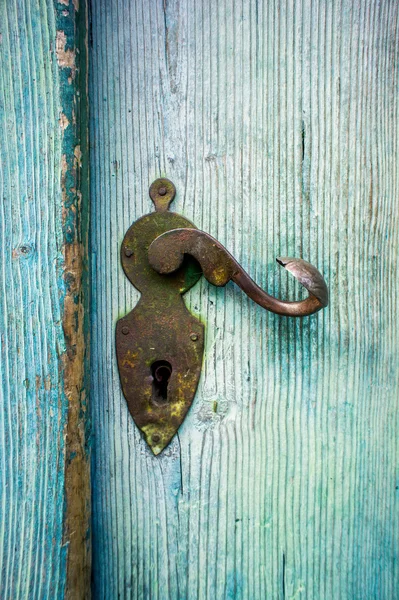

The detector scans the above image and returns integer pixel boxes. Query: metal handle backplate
[116,179,328,454]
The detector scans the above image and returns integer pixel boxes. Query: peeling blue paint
[0,1,88,597]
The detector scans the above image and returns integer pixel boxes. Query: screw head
[124,247,133,257]
[152,434,160,443]
[122,326,129,335]
[149,178,176,212]
[190,333,199,341]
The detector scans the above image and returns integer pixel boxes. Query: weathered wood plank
[0,1,90,597]
[90,0,399,598]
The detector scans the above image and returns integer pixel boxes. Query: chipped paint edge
[55,1,91,598]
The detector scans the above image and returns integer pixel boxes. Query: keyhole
[151,360,172,404]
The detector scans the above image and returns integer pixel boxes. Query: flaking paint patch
[61,153,68,180]
[74,144,82,167]
[59,112,70,130]
[56,31,76,79]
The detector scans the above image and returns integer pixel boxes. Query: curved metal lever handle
[148,228,328,317]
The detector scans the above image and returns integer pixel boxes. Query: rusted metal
[148,229,328,316]
[116,179,204,455]
[117,178,328,455]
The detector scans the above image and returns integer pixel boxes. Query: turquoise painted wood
[89,0,399,598]
[0,1,89,598]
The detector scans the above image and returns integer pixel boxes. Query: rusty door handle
[148,229,328,317]
[116,178,328,455]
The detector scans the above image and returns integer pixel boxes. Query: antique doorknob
[116,178,328,454]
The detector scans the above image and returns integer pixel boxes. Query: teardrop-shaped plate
[116,180,204,455]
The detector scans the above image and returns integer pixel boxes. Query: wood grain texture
[89,0,399,598]
[0,1,90,597]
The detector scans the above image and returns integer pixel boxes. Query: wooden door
[1,0,398,598]
[96,0,397,597]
